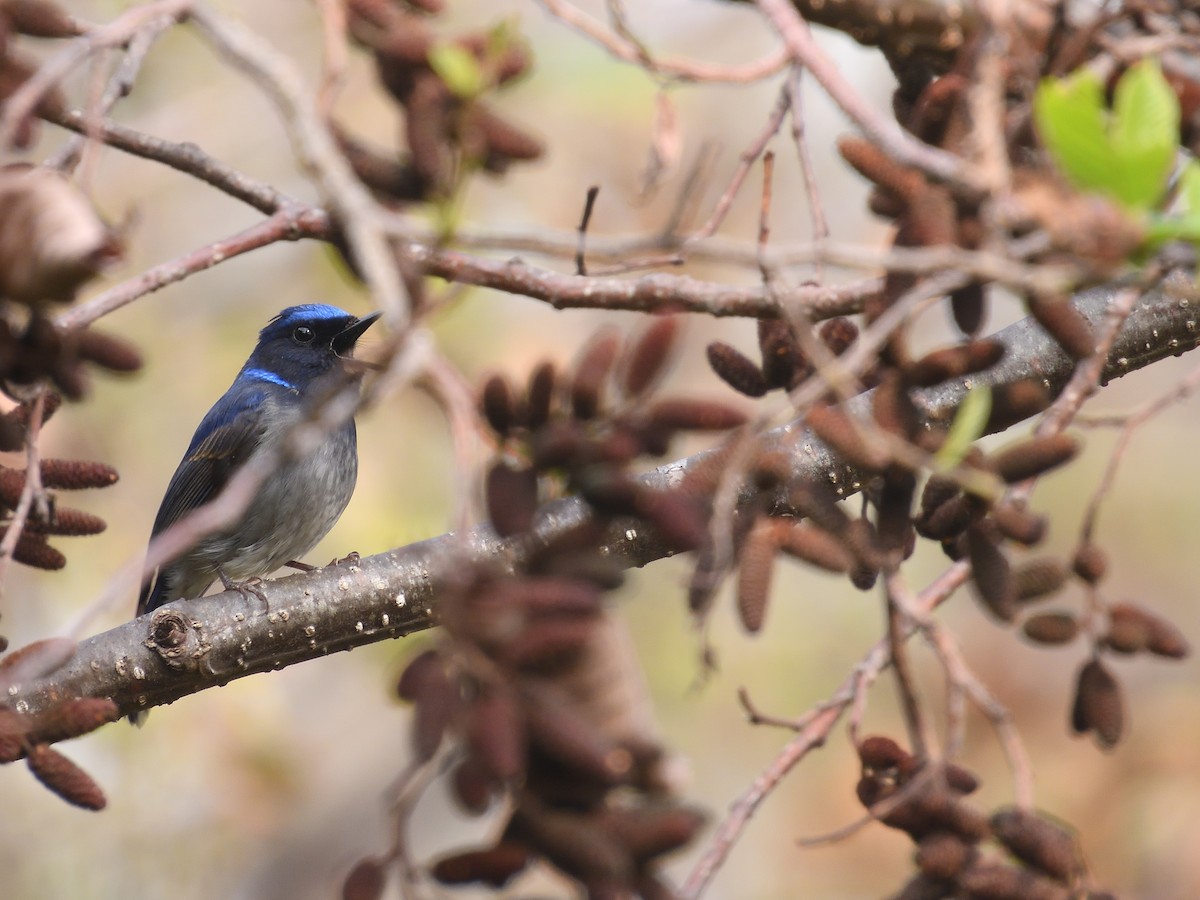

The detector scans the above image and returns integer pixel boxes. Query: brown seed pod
[451,755,497,815]
[1105,603,1189,659]
[1013,558,1068,603]
[989,807,1080,883]
[990,502,1047,547]
[736,519,777,634]
[951,280,987,336]
[74,329,142,372]
[918,473,960,519]
[571,330,621,420]
[876,470,916,556]
[872,370,918,441]
[891,872,959,900]
[757,318,805,389]
[1028,294,1095,361]
[845,516,883,590]
[600,804,707,862]
[905,339,1005,388]
[480,374,517,437]
[1071,658,1123,749]
[645,398,747,431]
[1022,612,1080,646]
[0,465,23,507]
[466,684,526,781]
[529,420,585,470]
[787,483,852,537]
[510,802,633,885]
[396,648,443,702]
[523,684,631,786]
[1071,543,1108,585]
[28,506,107,537]
[967,523,1016,622]
[410,662,458,763]
[525,361,557,429]
[25,743,106,810]
[27,697,118,744]
[431,843,530,888]
[621,316,679,399]
[818,317,858,355]
[0,417,23,452]
[0,635,75,681]
[11,532,65,570]
[485,460,539,538]
[342,857,387,900]
[502,617,595,673]
[6,1,87,38]
[914,831,976,880]
[705,341,768,398]
[632,488,707,553]
[957,863,1071,900]
[986,380,1052,433]
[807,404,890,472]
[37,458,119,490]
[774,520,854,574]
[990,434,1080,484]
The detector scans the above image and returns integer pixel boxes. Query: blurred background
[2,1,1199,898]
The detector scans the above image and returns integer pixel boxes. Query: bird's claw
[219,570,269,611]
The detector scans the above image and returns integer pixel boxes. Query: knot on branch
[146,609,195,668]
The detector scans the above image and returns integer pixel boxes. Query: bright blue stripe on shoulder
[243,367,296,391]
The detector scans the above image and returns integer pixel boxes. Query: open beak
[332,311,381,356]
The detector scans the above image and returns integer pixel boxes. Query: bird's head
[245,304,381,389]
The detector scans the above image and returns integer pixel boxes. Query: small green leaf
[1109,59,1179,209]
[428,42,484,99]
[936,384,992,469]
[1034,68,1115,195]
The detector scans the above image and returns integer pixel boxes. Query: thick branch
[10,275,1199,722]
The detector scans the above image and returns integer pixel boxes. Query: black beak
[332,311,381,355]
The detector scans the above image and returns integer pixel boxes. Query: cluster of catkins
[857,735,1114,900]
[361,317,743,899]
[337,0,543,206]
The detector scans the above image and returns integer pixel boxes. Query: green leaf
[1108,59,1180,209]
[1034,68,1115,195]
[428,42,484,99]
[936,384,992,469]
[1179,159,1200,215]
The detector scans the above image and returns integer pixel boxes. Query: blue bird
[136,304,379,620]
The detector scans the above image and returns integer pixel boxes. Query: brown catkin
[757,318,805,389]
[990,434,1080,484]
[774,521,853,573]
[525,361,557,429]
[485,460,539,538]
[75,329,143,372]
[26,744,106,810]
[736,520,777,634]
[1028,294,1095,361]
[1071,542,1108,584]
[29,697,119,744]
[29,506,107,537]
[38,458,119,490]
[480,374,516,437]
[1071,658,1123,748]
[571,330,621,420]
[990,503,1047,546]
[966,523,1016,622]
[818,317,858,355]
[705,342,768,397]
[11,533,65,570]
[1022,612,1080,646]
[621,316,679,399]
[645,399,747,431]
[807,405,890,472]
[989,807,1080,882]
[1013,558,1069,603]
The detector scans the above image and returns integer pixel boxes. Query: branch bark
[10,273,1199,722]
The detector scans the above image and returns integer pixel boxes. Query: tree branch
[9,273,1199,723]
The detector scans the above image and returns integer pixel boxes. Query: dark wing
[137,390,270,615]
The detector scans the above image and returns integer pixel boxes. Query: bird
[136,304,380,620]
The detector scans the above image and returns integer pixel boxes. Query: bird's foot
[331,551,360,568]
[284,560,317,572]
[219,570,269,610]
[285,552,360,571]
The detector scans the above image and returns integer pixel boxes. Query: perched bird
[137,304,380,619]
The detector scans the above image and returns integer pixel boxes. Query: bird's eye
[293,325,315,343]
